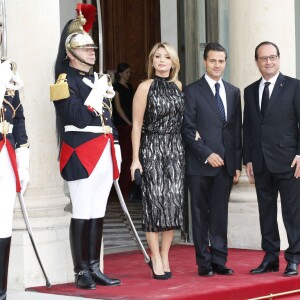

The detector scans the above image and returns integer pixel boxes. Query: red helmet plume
[76,3,97,33]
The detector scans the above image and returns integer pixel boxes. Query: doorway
[91,0,161,89]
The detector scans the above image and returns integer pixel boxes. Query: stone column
[6,0,72,290]
[227,0,295,250]
[178,0,201,85]
[160,0,178,51]
[229,0,295,88]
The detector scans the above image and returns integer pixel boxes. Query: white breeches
[68,140,113,219]
[0,145,16,238]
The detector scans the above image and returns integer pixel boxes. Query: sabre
[17,193,51,288]
[0,0,7,59]
[96,0,104,74]
[113,180,150,264]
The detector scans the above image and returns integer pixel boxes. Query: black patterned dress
[140,76,185,232]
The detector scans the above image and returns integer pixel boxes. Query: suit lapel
[223,81,235,124]
[253,80,262,119]
[198,76,224,123]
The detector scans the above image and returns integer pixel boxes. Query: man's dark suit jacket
[243,72,300,174]
[182,75,242,176]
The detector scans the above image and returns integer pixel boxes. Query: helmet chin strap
[69,48,94,67]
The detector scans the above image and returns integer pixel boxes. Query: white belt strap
[0,121,13,134]
[64,125,112,134]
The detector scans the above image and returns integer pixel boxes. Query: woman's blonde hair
[147,42,180,81]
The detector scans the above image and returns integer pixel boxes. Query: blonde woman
[131,43,184,280]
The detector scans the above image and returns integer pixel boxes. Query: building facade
[4,0,300,289]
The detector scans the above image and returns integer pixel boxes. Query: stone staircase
[103,199,148,253]
[103,197,182,254]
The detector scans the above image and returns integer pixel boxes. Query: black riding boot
[0,237,12,300]
[69,219,96,290]
[88,218,121,286]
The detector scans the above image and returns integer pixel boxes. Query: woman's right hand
[130,160,143,181]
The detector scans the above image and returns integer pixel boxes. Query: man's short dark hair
[203,42,227,61]
[255,41,280,60]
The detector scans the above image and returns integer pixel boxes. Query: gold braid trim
[102,99,113,117]
[3,99,17,118]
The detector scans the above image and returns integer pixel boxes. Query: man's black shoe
[212,263,234,275]
[250,260,279,274]
[283,262,298,277]
[198,266,214,277]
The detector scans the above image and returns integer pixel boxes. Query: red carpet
[26,245,300,300]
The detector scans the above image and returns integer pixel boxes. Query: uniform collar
[68,65,91,77]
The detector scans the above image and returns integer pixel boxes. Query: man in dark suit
[243,41,300,277]
[182,43,242,276]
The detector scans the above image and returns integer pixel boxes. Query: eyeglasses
[258,55,278,62]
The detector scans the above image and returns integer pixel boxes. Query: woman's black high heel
[164,271,172,279]
[148,259,168,280]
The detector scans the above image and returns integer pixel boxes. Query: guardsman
[0,60,30,299]
[51,3,121,290]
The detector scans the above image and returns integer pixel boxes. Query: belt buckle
[103,126,111,134]
[2,121,10,135]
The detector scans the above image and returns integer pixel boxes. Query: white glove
[114,144,122,175]
[0,61,24,107]
[0,60,13,107]
[83,73,115,114]
[16,147,30,195]
[10,72,24,90]
[0,60,14,86]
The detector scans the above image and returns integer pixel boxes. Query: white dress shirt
[205,74,227,120]
[259,72,280,108]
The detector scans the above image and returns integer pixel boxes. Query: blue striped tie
[215,82,226,122]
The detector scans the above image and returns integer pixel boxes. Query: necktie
[215,82,226,122]
[261,82,271,117]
